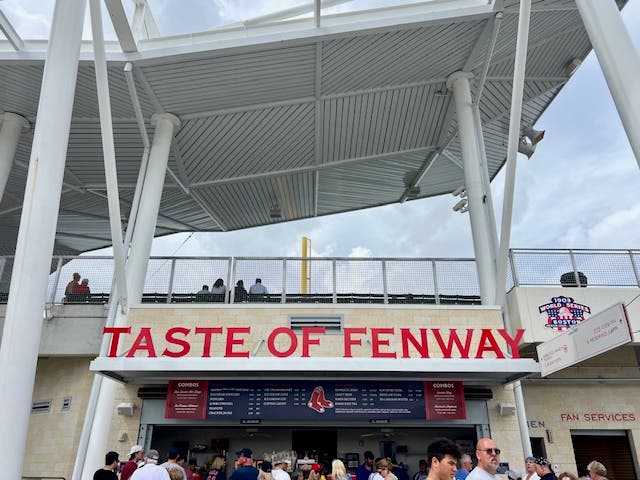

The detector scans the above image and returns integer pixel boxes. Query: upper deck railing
[0,249,638,306]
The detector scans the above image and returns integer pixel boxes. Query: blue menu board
[205,380,427,420]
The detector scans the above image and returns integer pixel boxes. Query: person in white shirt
[249,278,268,294]
[467,438,501,480]
[524,456,540,480]
[270,455,290,480]
[132,450,171,480]
[211,278,227,295]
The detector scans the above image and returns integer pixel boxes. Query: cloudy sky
[4,0,640,259]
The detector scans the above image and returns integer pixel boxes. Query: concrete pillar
[447,72,497,304]
[0,1,86,478]
[576,0,640,168]
[0,112,30,201]
[80,113,180,479]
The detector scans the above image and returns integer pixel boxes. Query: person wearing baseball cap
[122,445,145,480]
[230,448,260,480]
[271,454,290,480]
[534,458,556,480]
[309,463,326,480]
[132,449,170,480]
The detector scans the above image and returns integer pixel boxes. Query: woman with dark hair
[234,279,248,302]
[211,278,227,294]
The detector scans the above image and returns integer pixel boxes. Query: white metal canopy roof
[0,0,622,255]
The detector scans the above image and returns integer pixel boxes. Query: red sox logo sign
[538,296,591,331]
[307,386,334,413]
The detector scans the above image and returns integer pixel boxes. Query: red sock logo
[307,387,325,413]
[317,386,334,408]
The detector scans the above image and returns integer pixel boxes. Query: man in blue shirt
[356,451,375,480]
[230,448,259,480]
[455,454,472,480]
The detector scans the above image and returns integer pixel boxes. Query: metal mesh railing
[0,249,637,306]
[509,249,640,288]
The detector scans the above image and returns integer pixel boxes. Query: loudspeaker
[116,402,135,416]
[497,402,516,416]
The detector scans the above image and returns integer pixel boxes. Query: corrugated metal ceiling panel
[321,85,448,163]
[140,45,316,114]
[487,9,590,78]
[63,121,149,186]
[0,64,44,117]
[321,20,485,94]
[415,154,464,196]
[177,103,315,183]
[316,154,425,214]
[479,79,563,125]
[192,172,315,230]
[72,65,155,119]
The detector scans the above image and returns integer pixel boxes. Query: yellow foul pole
[301,236,310,294]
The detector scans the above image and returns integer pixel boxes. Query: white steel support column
[127,113,181,300]
[0,112,29,201]
[576,0,640,168]
[447,72,496,304]
[0,1,86,478]
[80,112,180,479]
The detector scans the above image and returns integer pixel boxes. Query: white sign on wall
[537,303,632,377]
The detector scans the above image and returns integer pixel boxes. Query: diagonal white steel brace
[90,0,128,311]
[0,9,24,51]
[493,0,533,459]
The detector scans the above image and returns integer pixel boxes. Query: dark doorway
[571,433,636,479]
[530,437,546,459]
[292,429,337,468]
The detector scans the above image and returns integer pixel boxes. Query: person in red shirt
[73,278,91,294]
[121,445,144,480]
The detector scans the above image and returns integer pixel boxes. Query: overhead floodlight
[451,185,466,197]
[565,58,582,77]
[522,126,545,145]
[452,198,468,212]
[517,136,536,159]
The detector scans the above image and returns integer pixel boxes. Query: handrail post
[0,256,6,286]
[382,260,388,304]
[166,258,176,304]
[229,257,237,304]
[281,258,287,304]
[48,256,64,306]
[332,259,337,304]
[569,249,581,286]
[629,250,640,288]
[509,249,519,288]
[226,257,232,301]
[432,260,440,305]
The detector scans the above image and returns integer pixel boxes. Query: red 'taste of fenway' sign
[102,326,525,359]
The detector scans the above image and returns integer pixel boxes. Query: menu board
[166,380,466,420]
[165,380,208,419]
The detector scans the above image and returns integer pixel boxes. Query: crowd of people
[197,278,268,301]
[62,272,269,303]
[95,437,609,480]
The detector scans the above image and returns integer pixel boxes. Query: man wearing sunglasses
[467,438,501,479]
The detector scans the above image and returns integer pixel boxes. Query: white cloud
[348,246,373,258]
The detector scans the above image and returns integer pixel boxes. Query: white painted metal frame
[0,9,24,51]
[0,2,87,479]
[90,0,128,311]
[90,356,540,384]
